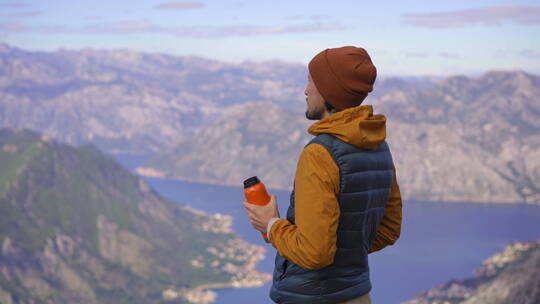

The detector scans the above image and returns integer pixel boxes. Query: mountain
[377,70,540,203]
[0,128,270,304]
[138,70,540,204]
[0,42,302,154]
[0,42,433,155]
[403,239,540,304]
[1,43,538,204]
[136,101,313,188]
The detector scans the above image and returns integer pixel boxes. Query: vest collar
[307,105,387,150]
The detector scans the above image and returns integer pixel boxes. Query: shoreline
[134,166,540,206]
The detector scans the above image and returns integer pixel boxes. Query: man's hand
[243,194,280,233]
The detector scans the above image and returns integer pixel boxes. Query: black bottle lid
[243,176,260,188]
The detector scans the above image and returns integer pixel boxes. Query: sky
[1,0,539,77]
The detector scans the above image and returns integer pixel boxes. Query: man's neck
[321,109,340,120]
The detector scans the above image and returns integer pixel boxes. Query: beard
[305,107,324,120]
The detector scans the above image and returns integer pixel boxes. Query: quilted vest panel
[269,133,394,304]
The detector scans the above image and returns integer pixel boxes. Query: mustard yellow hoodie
[269,104,402,270]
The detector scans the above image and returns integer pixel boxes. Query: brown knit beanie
[308,46,377,110]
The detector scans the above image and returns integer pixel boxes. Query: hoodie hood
[307,104,386,150]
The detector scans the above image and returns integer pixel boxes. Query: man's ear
[324,100,335,113]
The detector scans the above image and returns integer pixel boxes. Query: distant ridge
[1,43,539,204]
[140,70,540,204]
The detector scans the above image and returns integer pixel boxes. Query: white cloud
[154,2,205,10]
[0,21,346,38]
[439,51,461,59]
[403,5,540,28]
[520,49,540,58]
[1,2,31,9]
[1,10,41,18]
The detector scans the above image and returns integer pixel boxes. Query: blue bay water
[111,153,540,304]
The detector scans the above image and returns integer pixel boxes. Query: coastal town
[161,211,272,303]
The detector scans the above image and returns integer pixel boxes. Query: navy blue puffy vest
[269,133,394,304]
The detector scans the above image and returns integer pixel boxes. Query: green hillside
[0,128,269,304]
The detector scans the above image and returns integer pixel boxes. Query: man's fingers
[243,203,260,231]
[248,219,259,229]
[245,208,255,215]
[243,202,258,211]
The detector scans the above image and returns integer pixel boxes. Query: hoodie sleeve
[269,143,340,270]
[368,165,402,253]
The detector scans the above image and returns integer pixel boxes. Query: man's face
[304,73,327,120]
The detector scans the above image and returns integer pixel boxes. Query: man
[243,46,402,304]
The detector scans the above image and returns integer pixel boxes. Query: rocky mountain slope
[0,42,433,155]
[403,239,540,304]
[138,71,540,204]
[0,128,270,304]
[0,42,303,154]
[137,101,313,189]
[1,43,538,204]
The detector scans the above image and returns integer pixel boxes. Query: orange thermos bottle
[243,176,271,243]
